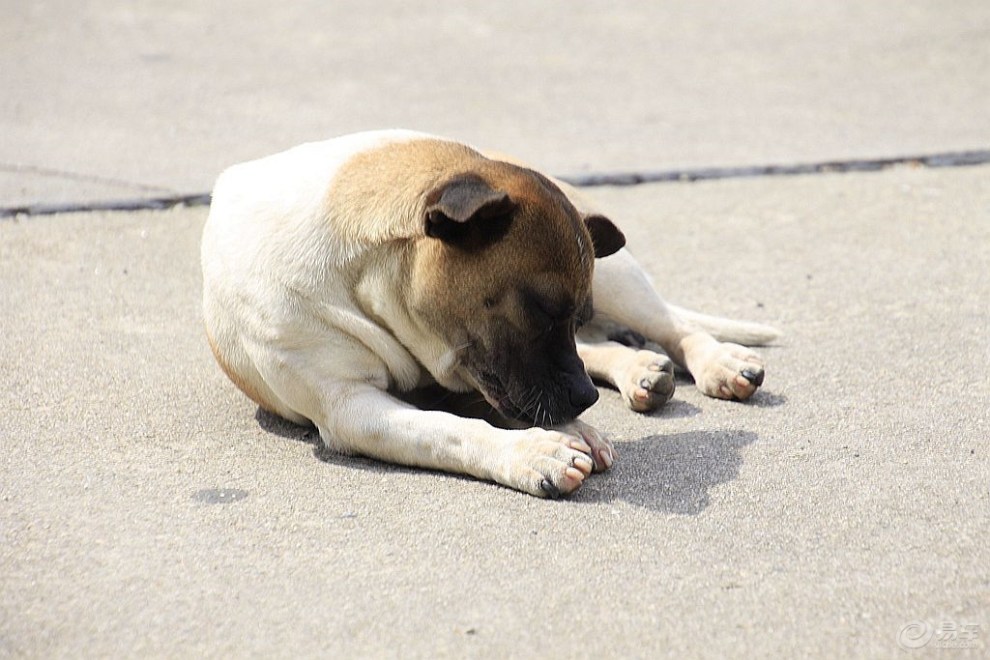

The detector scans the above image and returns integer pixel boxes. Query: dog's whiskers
[525,387,551,429]
[528,389,541,414]
[518,386,535,412]
[519,386,541,425]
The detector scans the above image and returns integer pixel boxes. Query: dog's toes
[697,343,766,401]
[553,419,616,472]
[622,350,675,413]
[504,428,594,497]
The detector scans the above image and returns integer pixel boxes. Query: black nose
[568,379,599,414]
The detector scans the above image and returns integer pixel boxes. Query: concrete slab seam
[2,149,988,219]
[559,148,990,186]
[0,162,176,194]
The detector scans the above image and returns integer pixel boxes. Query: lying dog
[201,130,778,497]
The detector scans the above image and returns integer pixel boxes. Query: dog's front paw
[552,419,616,472]
[499,428,595,498]
[693,342,765,401]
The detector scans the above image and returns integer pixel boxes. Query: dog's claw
[599,448,614,469]
[571,455,594,475]
[741,369,765,386]
[540,479,562,499]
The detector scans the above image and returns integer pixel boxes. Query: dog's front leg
[315,383,596,498]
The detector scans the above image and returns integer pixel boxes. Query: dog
[201,130,779,498]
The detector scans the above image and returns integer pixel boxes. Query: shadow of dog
[574,429,758,515]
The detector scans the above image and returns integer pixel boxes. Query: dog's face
[409,165,625,425]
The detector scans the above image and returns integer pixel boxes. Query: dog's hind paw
[693,342,765,401]
[617,349,675,413]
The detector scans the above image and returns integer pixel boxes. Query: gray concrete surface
[3,1,989,206]
[3,166,988,657]
[3,1,990,658]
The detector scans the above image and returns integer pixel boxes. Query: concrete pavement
[4,0,989,206]
[2,2,989,657]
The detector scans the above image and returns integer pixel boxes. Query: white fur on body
[204,131,427,407]
[202,130,777,497]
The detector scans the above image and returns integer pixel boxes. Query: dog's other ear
[584,214,625,258]
[425,175,517,250]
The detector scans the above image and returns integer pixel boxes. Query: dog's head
[410,163,625,425]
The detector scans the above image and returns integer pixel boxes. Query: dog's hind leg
[589,249,778,401]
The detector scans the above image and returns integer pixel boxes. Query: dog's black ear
[584,214,625,258]
[425,175,517,250]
